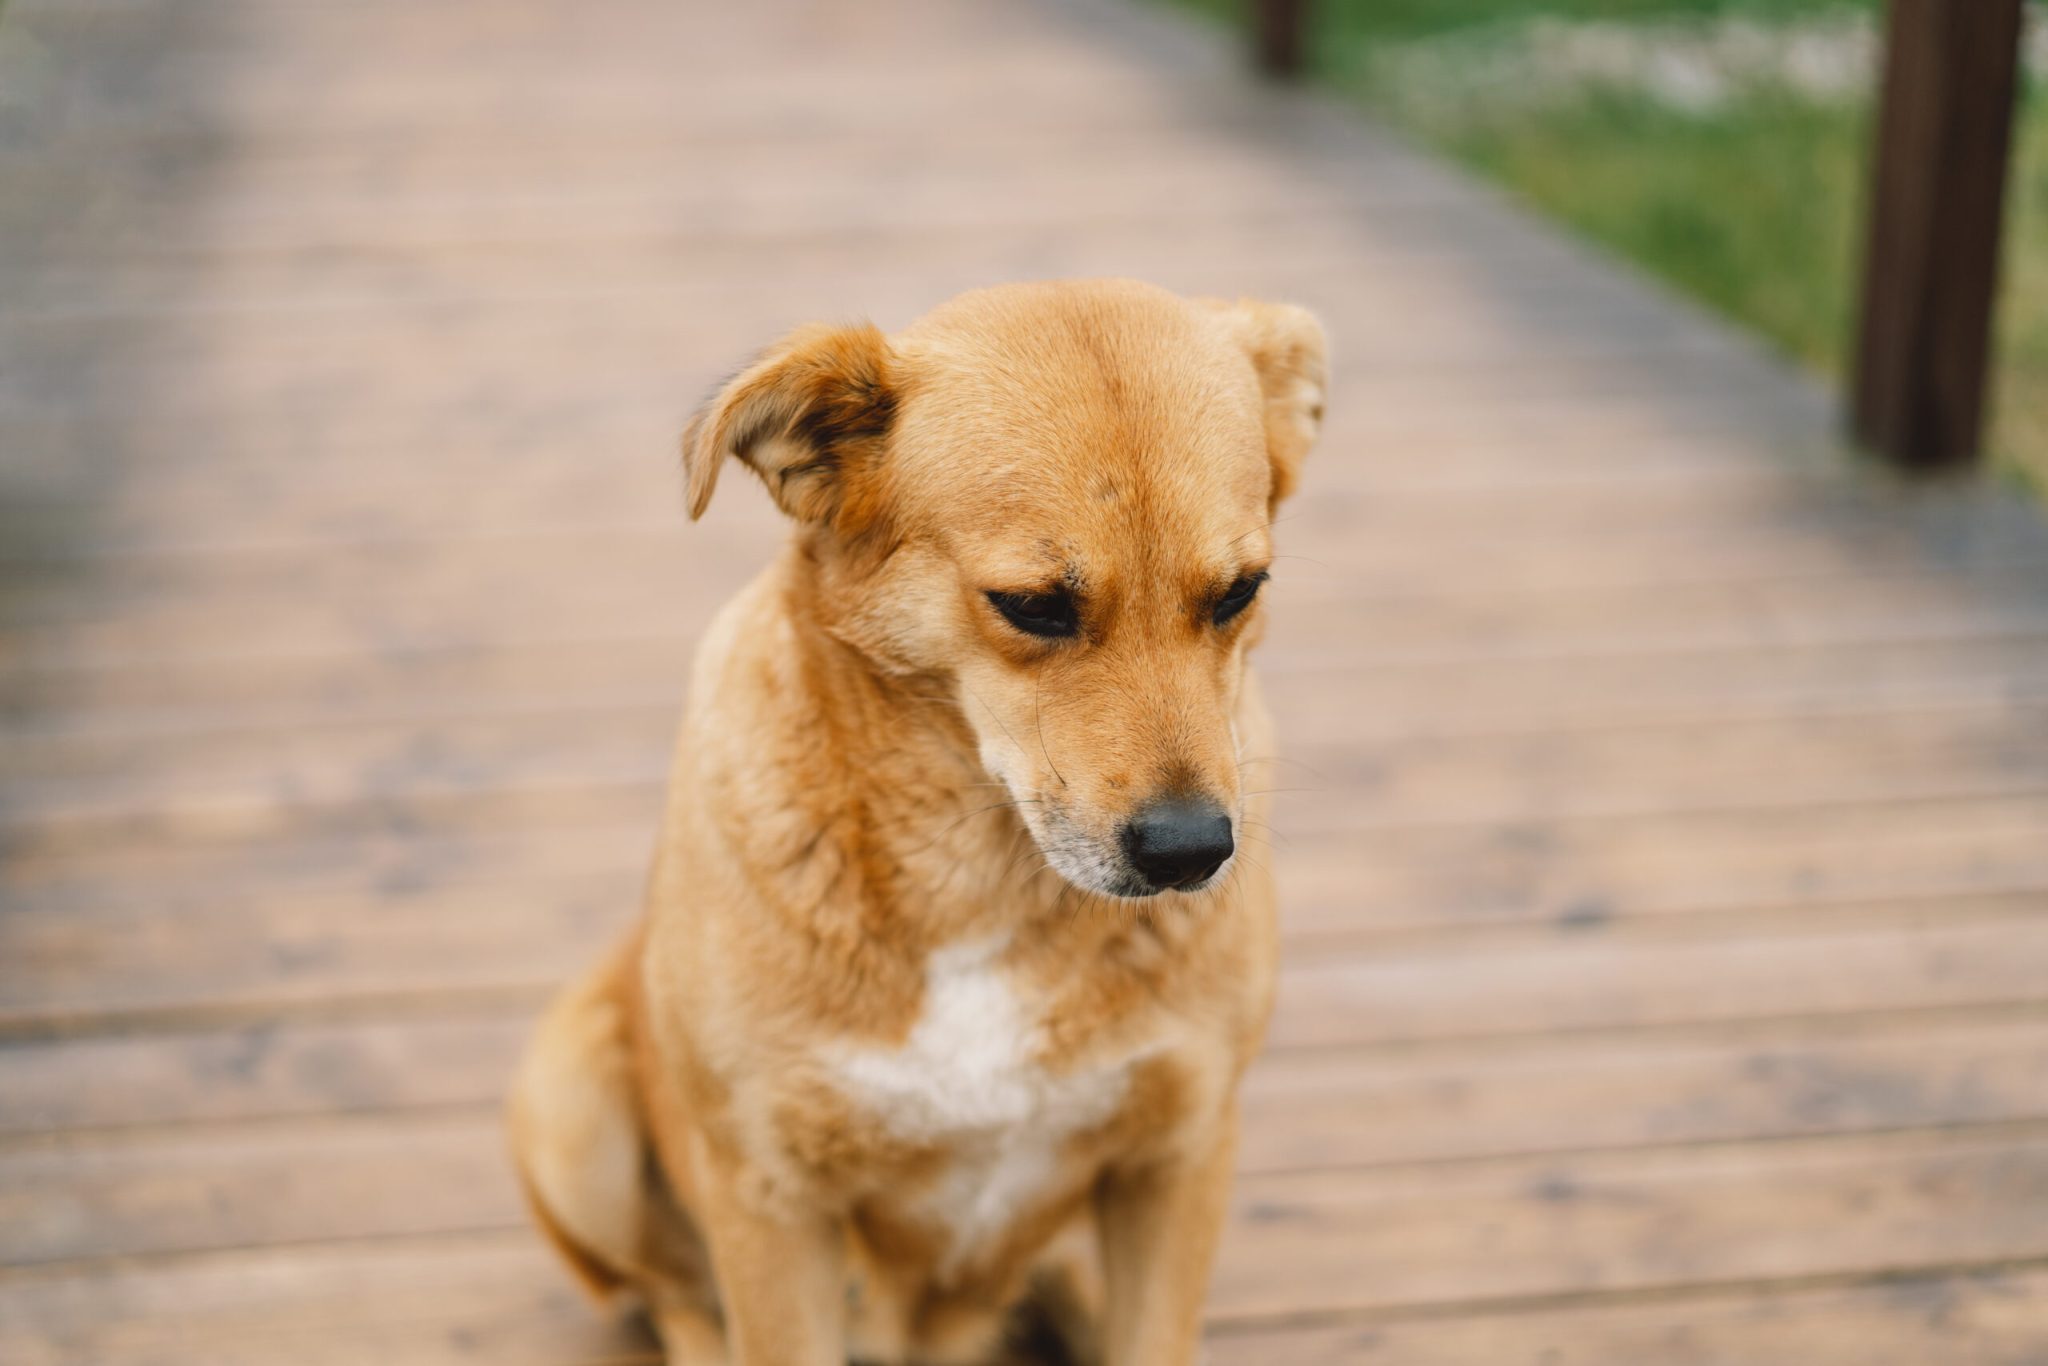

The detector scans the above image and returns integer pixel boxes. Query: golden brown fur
[508,279,1326,1365]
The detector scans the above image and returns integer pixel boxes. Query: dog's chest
[825,936,1136,1270]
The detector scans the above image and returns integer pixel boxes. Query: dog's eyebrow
[1209,559,1271,587]
[985,551,1083,593]
[979,562,1075,597]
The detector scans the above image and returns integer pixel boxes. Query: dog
[508,279,1326,1365]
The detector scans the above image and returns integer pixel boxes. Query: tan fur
[508,280,1326,1365]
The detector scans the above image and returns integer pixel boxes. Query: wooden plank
[9,208,1586,325]
[0,491,1851,639]
[1277,703,2048,829]
[12,639,2048,808]
[10,700,2048,857]
[12,631,2048,768]
[1210,1128,2048,1321]
[0,709,682,834]
[10,620,2048,790]
[5,1234,2044,1366]
[8,637,2048,831]
[1268,912,2048,1051]
[7,879,2046,1046]
[17,55,1394,170]
[0,344,1825,470]
[1850,0,2026,469]
[11,1006,2048,1181]
[0,814,654,906]
[8,499,2043,673]
[0,24,1333,150]
[0,1234,651,1366]
[0,390,1836,515]
[1209,1266,2048,1365]
[0,1014,528,1136]
[8,1117,2048,1319]
[0,433,1849,560]
[2,464,2028,596]
[1243,1010,2048,1171]
[0,874,630,1030]
[0,452,1857,559]
[0,1113,515,1267]
[0,181,1585,302]
[12,569,2048,731]
[10,791,2048,966]
[1278,794,2048,938]
[0,771,664,857]
[0,158,1469,267]
[9,441,1786,574]
[1,296,1729,440]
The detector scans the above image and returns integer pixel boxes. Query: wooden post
[1254,0,1307,78]
[1850,0,2025,472]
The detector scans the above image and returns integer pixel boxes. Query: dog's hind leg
[508,940,727,1363]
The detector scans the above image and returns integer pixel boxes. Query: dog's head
[684,280,1326,899]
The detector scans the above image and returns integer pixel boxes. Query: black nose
[1120,797,1235,891]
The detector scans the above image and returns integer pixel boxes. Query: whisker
[1226,845,1273,883]
[1034,674,1067,789]
[1234,817,1286,847]
[961,680,1033,772]
[903,797,1038,857]
[1238,753,1330,782]
[1001,840,1054,884]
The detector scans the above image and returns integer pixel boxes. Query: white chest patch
[827,935,1134,1274]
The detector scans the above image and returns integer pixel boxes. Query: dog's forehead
[889,285,1271,555]
[900,282,1257,432]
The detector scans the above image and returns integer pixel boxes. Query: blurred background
[4,0,2048,1362]
[1193,0,2048,484]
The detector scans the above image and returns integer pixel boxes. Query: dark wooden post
[1254,0,1307,77]
[1850,0,2026,472]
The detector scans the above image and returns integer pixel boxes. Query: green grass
[1999,103,2048,491]
[1166,0,2048,485]
[1444,89,1869,372]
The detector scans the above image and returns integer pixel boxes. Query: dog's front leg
[693,1152,845,1366]
[1095,1119,1239,1366]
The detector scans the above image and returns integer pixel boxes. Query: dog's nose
[1120,798,1235,891]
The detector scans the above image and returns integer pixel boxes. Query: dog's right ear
[1202,298,1327,511]
[681,322,897,527]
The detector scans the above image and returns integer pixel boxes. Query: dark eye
[987,589,1079,640]
[1213,571,1267,626]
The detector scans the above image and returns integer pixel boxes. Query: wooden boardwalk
[7,0,2048,1360]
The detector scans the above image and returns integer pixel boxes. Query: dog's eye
[1213,571,1267,626]
[987,589,1079,640]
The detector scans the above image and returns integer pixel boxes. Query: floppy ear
[681,322,897,526]
[1210,299,1328,508]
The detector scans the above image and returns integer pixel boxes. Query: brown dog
[508,279,1326,1365]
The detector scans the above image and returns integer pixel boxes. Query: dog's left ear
[1208,299,1328,508]
[682,322,897,527]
